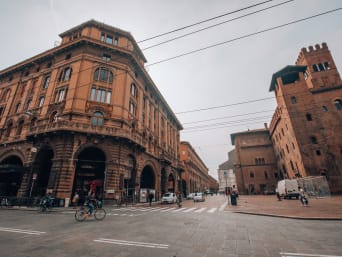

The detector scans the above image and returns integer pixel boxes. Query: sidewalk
[226,195,342,220]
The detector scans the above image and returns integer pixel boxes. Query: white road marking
[160,208,176,212]
[94,238,169,249]
[207,208,217,213]
[280,253,342,257]
[219,203,227,211]
[0,227,46,235]
[183,208,196,213]
[172,207,186,212]
[194,207,206,213]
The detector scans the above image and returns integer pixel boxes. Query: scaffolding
[297,176,331,198]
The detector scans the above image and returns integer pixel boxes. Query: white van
[277,179,300,199]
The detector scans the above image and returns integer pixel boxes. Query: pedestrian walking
[230,185,238,206]
[148,191,154,207]
[299,187,309,206]
[276,187,281,201]
[72,192,79,208]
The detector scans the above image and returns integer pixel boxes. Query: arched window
[1,89,11,102]
[16,120,24,135]
[249,171,254,178]
[334,99,342,110]
[92,111,104,126]
[93,67,113,83]
[30,117,37,130]
[58,67,72,82]
[322,106,328,112]
[306,113,312,121]
[5,121,13,137]
[291,96,297,104]
[49,112,59,123]
[130,83,138,98]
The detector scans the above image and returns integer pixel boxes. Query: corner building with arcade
[0,20,184,203]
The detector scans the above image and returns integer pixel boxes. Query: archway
[74,147,106,204]
[167,173,175,192]
[33,146,54,197]
[0,156,25,196]
[160,168,167,196]
[182,179,187,197]
[140,165,155,202]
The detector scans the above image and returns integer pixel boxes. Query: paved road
[0,195,341,257]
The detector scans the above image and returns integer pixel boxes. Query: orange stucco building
[0,20,184,203]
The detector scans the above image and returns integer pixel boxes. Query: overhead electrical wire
[142,0,295,50]
[145,8,342,67]
[137,0,276,43]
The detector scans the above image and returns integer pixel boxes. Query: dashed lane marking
[0,227,46,235]
[94,238,169,249]
[208,208,217,213]
[194,207,206,213]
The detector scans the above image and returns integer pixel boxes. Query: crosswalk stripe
[160,208,176,212]
[183,208,196,213]
[172,208,186,212]
[208,208,217,213]
[219,203,227,211]
[194,207,206,213]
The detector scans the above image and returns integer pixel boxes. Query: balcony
[26,119,146,149]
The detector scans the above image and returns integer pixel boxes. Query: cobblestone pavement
[226,195,342,220]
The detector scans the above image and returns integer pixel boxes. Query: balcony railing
[26,120,146,147]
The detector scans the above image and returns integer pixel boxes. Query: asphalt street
[0,195,341,257]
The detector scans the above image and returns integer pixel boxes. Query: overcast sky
[1,0,341,180]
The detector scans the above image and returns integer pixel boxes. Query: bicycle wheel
[94,208,106,220]
[75,207,87,222]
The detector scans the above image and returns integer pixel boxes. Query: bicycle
[75,200,106,221]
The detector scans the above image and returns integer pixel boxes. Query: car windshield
[163,193,171,197]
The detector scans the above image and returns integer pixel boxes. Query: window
[324,62,330,70]
[291,96,297,104]
[114,37,118,46]
[25,99,32,111]
[102,54,111,61]
[310,136,318,144]
[286,144,289,153]
[16,120,24,135]
[43,75,50,89]
[38,96,45,107]
[92,111,103,126]
[129,100,137,116]
[20,83,27,96]
[0,106,5,117]
[54,88,67,103]
[130,83,138,98]
[106,35,113,44]
[58,67,72,82]
[306,113,312,121]
[334,99,342,110]
[15,103,21,113]
[5,122,13,137]
[264,171,268,179]
[50,112,59,123]
[322,106,328,112]
[316,149,321,156]
[90,87,111,104]
[290,160,295,171]
[1,89,11,102]
[274,172,279,179]
[250,171,254,178]
[93,67,113,83]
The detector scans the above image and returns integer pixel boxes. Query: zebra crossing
[61,203,227,217]
[107,203,227,216]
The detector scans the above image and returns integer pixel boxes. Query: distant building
[269,43,342,193]
[179,141,210,195]
[231,43,342,194]
[217,150,236,193]
[231,128,279,194]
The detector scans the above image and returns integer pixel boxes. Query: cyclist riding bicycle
[85,193,96,216]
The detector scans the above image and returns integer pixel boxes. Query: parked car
[277,179,300,199]
[161,193,177,204]
[193,192,205,202]
[186,193,194,200]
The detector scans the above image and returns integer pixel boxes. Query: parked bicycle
[75,199,106,221]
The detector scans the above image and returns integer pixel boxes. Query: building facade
[217,150,236,193]
[0,20,183,203]
[231,128,279,194]
[179,141,210,196]
[269,43,342,193]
